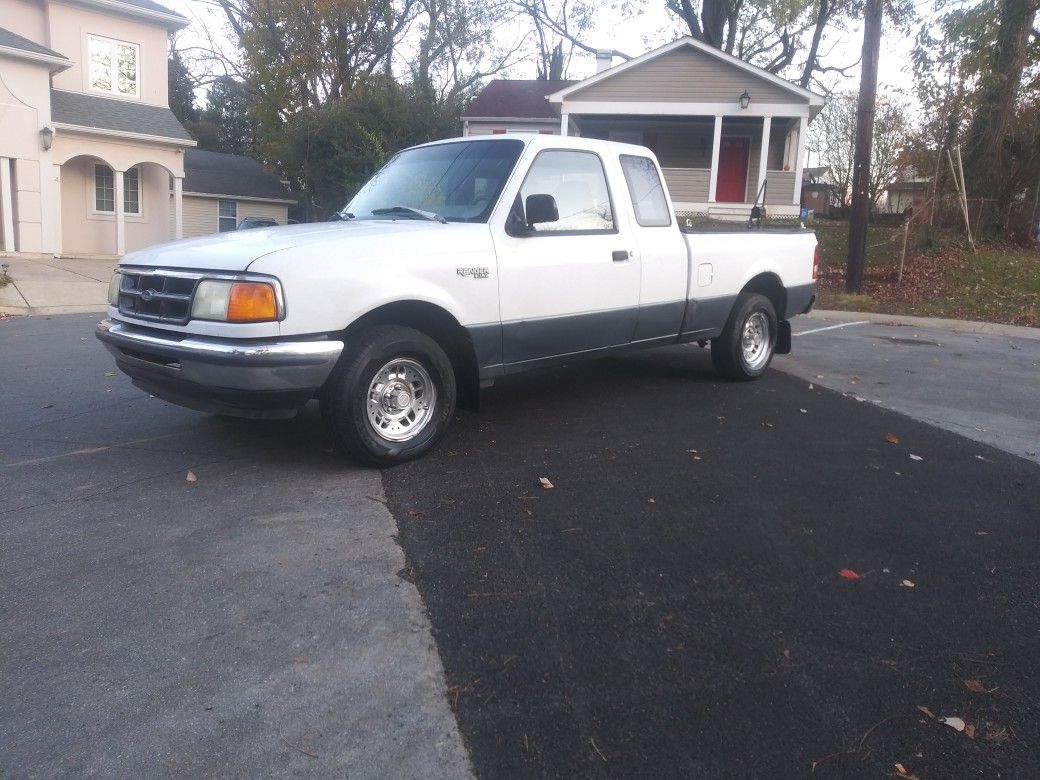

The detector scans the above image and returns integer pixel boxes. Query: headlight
[108,272,123,306]
[191,280,279,322]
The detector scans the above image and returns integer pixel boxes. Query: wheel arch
[340,300,481,410]
[740,272,787,321]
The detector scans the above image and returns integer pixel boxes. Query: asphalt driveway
[2,312,1038,778]
[0,314,470,778]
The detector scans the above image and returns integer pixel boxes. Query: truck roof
[411,134,653,157]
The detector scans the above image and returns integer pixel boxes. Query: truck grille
[117,271,198,324]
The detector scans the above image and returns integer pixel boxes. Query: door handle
[612,250,630,262]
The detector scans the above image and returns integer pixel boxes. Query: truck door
[617,154,690,342]
[493,148,640,367]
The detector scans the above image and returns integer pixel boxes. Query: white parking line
[793,320,870,337]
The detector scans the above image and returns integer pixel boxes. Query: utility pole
[846,0,883,293]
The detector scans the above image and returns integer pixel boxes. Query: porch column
[757,116,771,201]
[791,115,808,206]
[53,164,62,257]
[0,157,14,252]
[707,115,723,203]
[113,168,126,256]
[173,176,184,240]
[560,113,569,137]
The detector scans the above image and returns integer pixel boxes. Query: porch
[568,114,807,219]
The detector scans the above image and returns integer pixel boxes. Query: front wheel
[320,326,456,466]
[710,293,778,381]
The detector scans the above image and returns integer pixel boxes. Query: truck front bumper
[96,319,344,419]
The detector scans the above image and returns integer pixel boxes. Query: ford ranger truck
[97,135,817,465]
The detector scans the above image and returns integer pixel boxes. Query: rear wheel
[710,293,777,381]
[321,326,456,466]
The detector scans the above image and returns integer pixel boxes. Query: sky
[165,0,921,103]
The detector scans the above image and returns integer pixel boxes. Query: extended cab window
[515,150,615,234]
[619,155,671,227]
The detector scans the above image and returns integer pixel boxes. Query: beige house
[463,38,826,219]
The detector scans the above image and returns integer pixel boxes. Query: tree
[959,0,1039,202]
[270,77,460,220]
[168,46,199,124]
[196,76,259,156]
[810,92,909,209]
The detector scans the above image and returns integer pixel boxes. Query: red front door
[715,137,750,203]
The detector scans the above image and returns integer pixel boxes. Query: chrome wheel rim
[365,358,436,443]
[741,311,771,370]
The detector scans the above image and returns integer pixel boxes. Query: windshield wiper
[370,206,447,224]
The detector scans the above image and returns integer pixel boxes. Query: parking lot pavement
[782,317,1040,466]
[383,346,1040,778]
[0,315,471,778]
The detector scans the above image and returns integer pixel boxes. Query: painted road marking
[793,321,870,337]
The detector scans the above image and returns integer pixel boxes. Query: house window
[94,164,141,215]
[88,35,139,97]
[619,155,671,227]
[218,200,238,232]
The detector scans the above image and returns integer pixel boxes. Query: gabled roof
[547,37,825,107]
[183,149,294,203]
[463,80,576,120]
[65,0,189,30]
[0,26,71,71]
[51,89,194,143]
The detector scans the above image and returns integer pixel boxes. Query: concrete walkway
[0,255,112,316]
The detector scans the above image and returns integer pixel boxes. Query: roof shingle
[51,89,193,141]
[183,149,293,202]
[463,80,576,120]
[0,26,68,60]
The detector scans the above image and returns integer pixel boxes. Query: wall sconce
[40,126,55,150]
[739,90,751,110]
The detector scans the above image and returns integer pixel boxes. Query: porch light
[39,126,55,150]
[739,91,751,110]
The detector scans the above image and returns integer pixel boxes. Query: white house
[463,38,826,219]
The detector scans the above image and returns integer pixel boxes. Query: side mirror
[525,194,559,227]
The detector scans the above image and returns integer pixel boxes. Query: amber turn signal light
[226,281,278,322]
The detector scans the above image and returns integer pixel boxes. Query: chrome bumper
[96,319,344,418]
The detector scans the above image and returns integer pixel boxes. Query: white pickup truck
[97,135,817,465]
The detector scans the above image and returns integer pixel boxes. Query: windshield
[343,139,525,223]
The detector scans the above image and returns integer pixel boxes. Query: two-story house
[0,0,293,258]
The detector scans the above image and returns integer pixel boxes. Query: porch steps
[706,204,754,222]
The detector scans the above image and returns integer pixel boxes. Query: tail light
[812,245,821,280]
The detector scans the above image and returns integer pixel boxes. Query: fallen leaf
[963,679,988,694]
[292,655,307,663]
[782,648,792,661]
[901,579,915,588]
[186,470,198,483]
[964,724,976,739]
[916,705,936,719]
[885,433,900,444]
[895,763,907,776]
[538,477,554,489]
[838,568,860,580]
[407,509,422,517]
[941,716,966,732]
[909,454,923,461]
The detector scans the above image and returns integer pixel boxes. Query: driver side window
[516,150,616,234]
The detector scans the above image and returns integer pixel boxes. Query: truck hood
[118,220,471,272]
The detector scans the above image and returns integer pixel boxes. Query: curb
[0,305,108,318]
[804,309,1040,342]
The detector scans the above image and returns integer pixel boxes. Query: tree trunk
[961,0,1038,202]
[846,0,882,294]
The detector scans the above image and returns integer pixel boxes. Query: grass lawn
[812,219,1040,328]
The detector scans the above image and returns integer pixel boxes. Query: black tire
[710,292,778,381]
[320,326,456,466]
